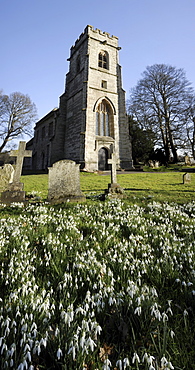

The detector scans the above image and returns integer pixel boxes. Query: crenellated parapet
[70,25,118,57]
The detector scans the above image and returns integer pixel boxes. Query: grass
[21,171,195,204]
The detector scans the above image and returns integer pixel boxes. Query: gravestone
[183,172,191,184]
[185,155,191,166]
[148,160,154,168]
[104,153,125,199]
[1,141,32,204]
[0,164,15,192]
[48,160,86,204]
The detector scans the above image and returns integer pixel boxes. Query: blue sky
[1,0,195,121]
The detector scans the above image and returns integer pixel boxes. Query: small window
[101,80,107,89]
[98,51,108,69]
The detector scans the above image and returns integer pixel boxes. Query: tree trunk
[192,118,195,159]
[0,136,9,153]
[167,121,178,163]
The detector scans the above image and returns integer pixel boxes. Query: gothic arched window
[96,100,113,137]
[98,51,108,69]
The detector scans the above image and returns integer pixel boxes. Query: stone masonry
[27,26,133,172]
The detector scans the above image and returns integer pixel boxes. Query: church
[27,25,133,172]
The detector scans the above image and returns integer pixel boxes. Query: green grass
[21,171,195,204]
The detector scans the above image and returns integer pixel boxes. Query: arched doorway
[98,147,108,171]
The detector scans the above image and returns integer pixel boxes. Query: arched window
[98,51,108,69]
[96,100,113,137]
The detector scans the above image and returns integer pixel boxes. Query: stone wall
[26,26,133,172]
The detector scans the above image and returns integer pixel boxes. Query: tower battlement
[70,25,118,56]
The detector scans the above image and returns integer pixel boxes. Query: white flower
[102,359,112,370]
[87,337,96,351]
[132,352,140,363]
[57,347,63,360]
[10,359,14,367]
[161,356,168,367]
[123,357,130,369]
[116,359,122,370]
[162,312,168,323]
[134,306,142,315]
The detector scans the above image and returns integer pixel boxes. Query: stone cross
[10,141,32,183]
[108,152,117,184]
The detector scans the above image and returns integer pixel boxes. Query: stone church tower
[28,26,132,172]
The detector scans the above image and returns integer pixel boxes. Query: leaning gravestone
[48,160,86,203]
[0,164,15,193]
[1,141,32,204]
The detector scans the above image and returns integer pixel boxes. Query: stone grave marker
[183,172,191,184]
[104,153,125,199]
[48,160,86,203]
[1,141,32,203]
[0,164,15,193]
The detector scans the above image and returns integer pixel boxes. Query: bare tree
[0,91,37,152]
[129,64,195,162]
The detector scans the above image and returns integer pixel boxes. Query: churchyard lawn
[1,171,195,369]
[21,171,195,204]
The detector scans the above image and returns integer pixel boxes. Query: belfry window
[96,100,113,137]
[98,51,108,69]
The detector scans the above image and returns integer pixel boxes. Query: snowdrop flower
[80,334,85,348]
[166,362,174,369]
[102,358,112,370]
[162,312,168,323]
[55,327,60,337]
[57,347,63,360]
[134,306,142,315]
[161,356,168,367]
[87,337,96,351]
[17,363,24,370]
[116,359,122,370]
[147,355,155,365]
[132,352,140,364]
[10,358,14,367]
[123,357,130,369]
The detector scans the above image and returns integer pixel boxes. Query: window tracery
[98,51,108,69]
[96,100,113,137]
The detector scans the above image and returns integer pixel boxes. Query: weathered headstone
[0,164,15,192]
[105,153,125,199]
[48,160,86,203]
[185,155,191,166]
[1,141,32,203]
[148,160,154,168]
[183,172,191,184]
